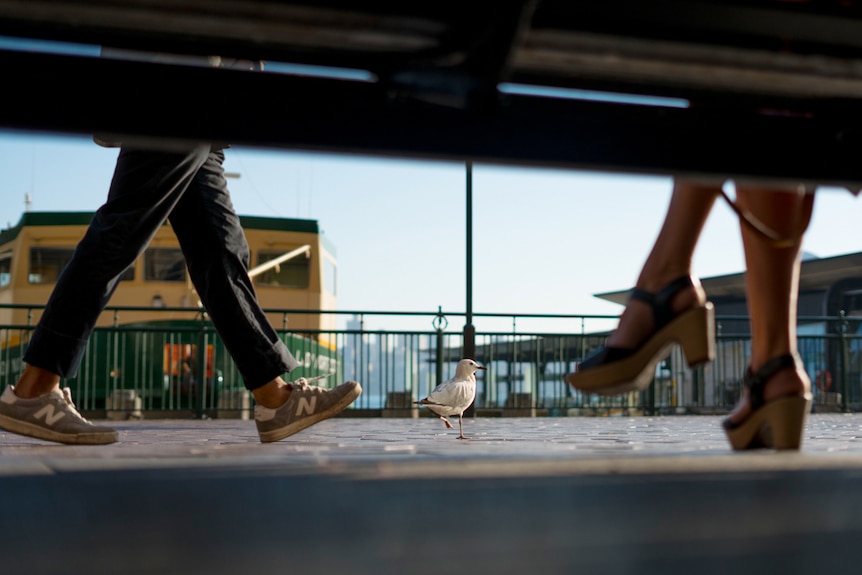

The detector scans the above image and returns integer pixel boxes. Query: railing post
[195,313,208,419]
[579,316,586,361]
[839,310,850,413]
[358,313,365,390]
[463,324,476,362]
[645,373,656,416]
[432,308,448,387]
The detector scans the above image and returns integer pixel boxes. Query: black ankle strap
[744,354,799,411]
[629,276,694,331]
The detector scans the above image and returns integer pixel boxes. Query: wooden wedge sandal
[565,276,715,396]
[722,354,812,451]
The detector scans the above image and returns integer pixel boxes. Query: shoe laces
[58,387,91,423]
[287,378,328,395]
[287,372,332,393]
[288,378,312,392]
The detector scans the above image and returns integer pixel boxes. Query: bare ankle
[763,366,810,402]
[14,365,61,399]
[608,276,703,349]
[252,378,292,409]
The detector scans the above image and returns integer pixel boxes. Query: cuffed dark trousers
[24,144,298,390]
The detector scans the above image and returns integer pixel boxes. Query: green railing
[1,304,860,418]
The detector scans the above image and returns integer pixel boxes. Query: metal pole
[463,161,476,417]
[434,306,448,387]
[463,161,475,359]
[436,328,445,387]
[195,327,207,419]
[840,310,850,413]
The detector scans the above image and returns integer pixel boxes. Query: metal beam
[3,49,862,186]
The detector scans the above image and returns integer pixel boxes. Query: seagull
[415,358,487,439]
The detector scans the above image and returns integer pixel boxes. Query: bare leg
[725,185,814,424]
[606,179,719,349]
[440,415,453,429]
[458,414,467,439]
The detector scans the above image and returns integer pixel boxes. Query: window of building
[29,247,135,284]
[29,247,74,284]
[0,252,11,288]
[145,248,186,282]
[256,250,310,288]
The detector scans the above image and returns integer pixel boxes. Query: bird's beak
[478,366,488,370]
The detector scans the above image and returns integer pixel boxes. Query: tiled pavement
[3,414,862,574]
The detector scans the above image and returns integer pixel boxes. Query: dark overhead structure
[2,1,862,186]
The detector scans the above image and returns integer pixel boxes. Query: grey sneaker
[255,378,361,443]
[0,386,119,445]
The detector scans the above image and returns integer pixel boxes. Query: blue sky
[2,37,861,332]
[3,129,861,334]
[5,37,862,331]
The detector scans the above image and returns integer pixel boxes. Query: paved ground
[3,414,862,574]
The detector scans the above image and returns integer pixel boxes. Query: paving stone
[2,414,862,473]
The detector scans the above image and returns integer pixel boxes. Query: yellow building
[0,211,338,334]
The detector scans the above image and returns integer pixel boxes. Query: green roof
[0,211,321,248]
[238,215,319,234]
[0,212,96,247]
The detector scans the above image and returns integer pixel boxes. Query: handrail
[0,305,859,416]
[0,302,854,326]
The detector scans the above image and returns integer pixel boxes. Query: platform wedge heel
[566,276,716,396]
[723,354,812,451]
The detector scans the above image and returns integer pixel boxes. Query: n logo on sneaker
[295,396,317,417]
[33,404,66,426]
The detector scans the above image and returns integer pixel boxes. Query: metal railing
[1,304,860,418]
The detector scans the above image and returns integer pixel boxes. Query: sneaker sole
[258,382,362,443]
[0,413,119,445]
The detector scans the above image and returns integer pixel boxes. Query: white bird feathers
[415,358,487,439]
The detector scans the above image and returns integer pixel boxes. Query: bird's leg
[439,415,453,429]
[458,414,468,440]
